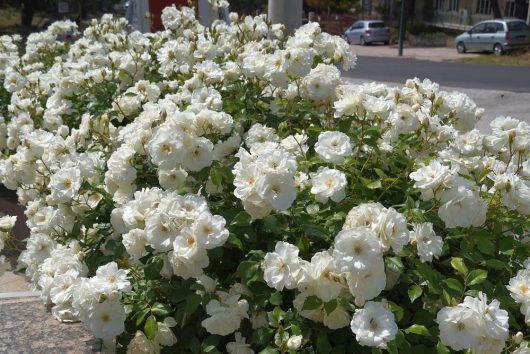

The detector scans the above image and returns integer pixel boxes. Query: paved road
[344,56,530,93]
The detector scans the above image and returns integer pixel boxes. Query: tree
[21,0,35,26]
[490,0,502,18]
[514,0,527,20]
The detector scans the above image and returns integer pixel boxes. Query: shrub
[1,4,530,354]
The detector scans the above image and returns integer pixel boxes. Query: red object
[505,31,510,40]
[149,0,190,32]
[364,29,372,34]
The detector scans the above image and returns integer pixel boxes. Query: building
[415,0,530,30]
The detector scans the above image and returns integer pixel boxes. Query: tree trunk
[490,0,502,18]
[21,0,35,27]
[514,0,527,20]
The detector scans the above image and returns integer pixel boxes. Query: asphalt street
[344,56,530,93]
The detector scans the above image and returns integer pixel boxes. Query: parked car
[344,20,390,45]
[455,19,530,55]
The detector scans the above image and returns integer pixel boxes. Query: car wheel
[384,41,389,45]
[456,42,466,54]
[493,43,504,56]
[360,36,367,46]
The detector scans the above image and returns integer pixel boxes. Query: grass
[456,49,530,67]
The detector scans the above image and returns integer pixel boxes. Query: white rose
[314,131,353,164]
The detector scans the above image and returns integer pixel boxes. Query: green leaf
[135,307,150,327]
[467,269,488,286]
[386,340,399,354]
[267,306,284,327]
[184,294,202,319]
[144,258,163,279]
[442,278,464,297]
[188,336,201,354]
[450,257,468,276]
[231,211,251,226]
[374,168,387,179]
[227,233,243,250]
[202,336,220,353]
[209,168,222,186]
[259,348,279,354]
[70,221,82,238]
[323,299,338,315]
[144,315,158,340]
[331,346,347,354]
[404,324,430,336]
[482,259,506,270]
[269,292,282,306]
[436,341,450,354]
[151,302,172,317]
[387,301,405,322]
[302,295,322,311]
[251,327,274,347]
[385,257,404,274]
[316,331,332,354]
[366,179,382,189]
[408,285,423,303]
[235,260,261,284]
[477,238,495,255]
[301,223,328,240]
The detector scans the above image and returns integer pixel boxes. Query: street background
[347,44,530,133]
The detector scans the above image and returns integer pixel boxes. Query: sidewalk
[350,43,480,62]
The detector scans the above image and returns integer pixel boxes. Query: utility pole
[398,0,407,56]
[268,0,303,34]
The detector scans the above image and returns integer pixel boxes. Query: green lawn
[456,50,530,67]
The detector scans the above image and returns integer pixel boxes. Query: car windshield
[368,22,385,28]
[507,22,530,31]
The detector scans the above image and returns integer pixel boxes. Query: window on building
[476,0,491,14]
[448,0,459,11]
[435,0,446,10]
[505,0,530,17]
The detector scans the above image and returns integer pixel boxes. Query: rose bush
[1,4,530,353]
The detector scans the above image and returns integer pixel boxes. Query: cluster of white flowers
[0,215,17,276]
[343,202,409,253]
[114,188,229,279]
[262,203,410,333]
[409,116,530,230]
[508,260,530,325]
[437,292,509,353]
[233,124,298,219]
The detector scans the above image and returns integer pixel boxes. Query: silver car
[344,20,390,45]
[455,19,530,55]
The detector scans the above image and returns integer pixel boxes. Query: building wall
[419,0,528,29]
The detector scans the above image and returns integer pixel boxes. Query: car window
[485,22,502,33]
[507,21,529,32]
[471,23,487,34]
[368,22,385,28]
